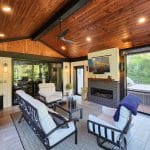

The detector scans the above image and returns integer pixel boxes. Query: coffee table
[54,101,83,119]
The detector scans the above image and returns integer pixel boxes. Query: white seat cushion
[46,95,62,103]
[102,106,116,117]
[97,114,115,126]
[48,122,75,146]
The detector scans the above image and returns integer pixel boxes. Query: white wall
[71,60,88,94]
[0,57,12,108]
[88,48,120,81]
[63,62,71,95]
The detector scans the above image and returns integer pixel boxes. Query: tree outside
[127,53,150,85]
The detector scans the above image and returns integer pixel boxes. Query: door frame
[74,66,84,95]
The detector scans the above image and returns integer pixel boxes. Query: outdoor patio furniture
[16,90,78,149]
[87,94,141,150]
[87,105,132,150]
[54,96,83,119]
[38,83,62,107]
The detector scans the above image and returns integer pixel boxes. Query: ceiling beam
[0,36,30,43]
[70,56,88,62]
[32,0,90,40]
[0,51,70,62]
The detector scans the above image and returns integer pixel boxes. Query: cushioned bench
[16,90,77,149]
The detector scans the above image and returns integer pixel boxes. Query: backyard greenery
[127,53,150,84]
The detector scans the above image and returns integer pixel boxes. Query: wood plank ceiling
[0,0,69,39]
[0,0,150,58]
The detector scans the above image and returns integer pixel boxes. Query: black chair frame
[87,114,132,150]
[16,94,78,150]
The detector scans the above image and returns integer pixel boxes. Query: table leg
[69,113,72,119]
[80,109,83,119]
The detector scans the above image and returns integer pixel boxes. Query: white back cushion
[16,90,34,103]
[115,106,130,130]
[39,83,56,96]
[16,90,56,134]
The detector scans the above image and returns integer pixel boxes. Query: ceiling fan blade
[58,29,69,37]
[60,37,74,44]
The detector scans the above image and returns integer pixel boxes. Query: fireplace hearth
[88,78,120,107]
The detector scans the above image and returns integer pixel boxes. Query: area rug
[11,102,104,150]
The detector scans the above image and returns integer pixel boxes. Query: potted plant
[81,86,88,101]
[66,83,73,96]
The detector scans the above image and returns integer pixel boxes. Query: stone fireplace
[88,78,120,108]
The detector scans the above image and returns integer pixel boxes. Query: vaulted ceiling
[0,0,150,58]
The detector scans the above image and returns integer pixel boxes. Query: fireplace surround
[88,78,120,107]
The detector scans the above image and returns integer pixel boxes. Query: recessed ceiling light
[122,33,129,39]
[86,36,91,42]
[138,17,146,24]
[61,46,66,50]
[2,6,12,12]
[0,33,5,37]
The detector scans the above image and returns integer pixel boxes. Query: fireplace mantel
[88,78,115,82]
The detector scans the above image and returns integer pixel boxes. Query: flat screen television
[88,56,110,74]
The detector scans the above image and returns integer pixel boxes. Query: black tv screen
[88,56,110,74]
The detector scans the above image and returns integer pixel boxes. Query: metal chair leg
[75,130,78,144]
[18,114,24,123]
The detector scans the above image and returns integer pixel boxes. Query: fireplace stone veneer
[88,78,120,108]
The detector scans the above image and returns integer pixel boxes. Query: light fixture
[2,5,12,12]
[92,58,95,61]
[86,36,91,42]
[122,33,129,39]
[0,33,5,37]
[138,17,146,24]
[3,63,8,73]
[61,46,66,50]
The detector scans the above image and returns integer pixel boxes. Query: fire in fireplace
[91,87,113,99]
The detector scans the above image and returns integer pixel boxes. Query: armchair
[87,106,132,150]
[38,83,62,106]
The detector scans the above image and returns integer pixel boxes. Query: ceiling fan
[57,19,74,44]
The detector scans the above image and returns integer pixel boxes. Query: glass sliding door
[13,59,63,105]
[13,60,33,105]
[127,52,150,114]
[33,62,49,95]
[75,66,84,95]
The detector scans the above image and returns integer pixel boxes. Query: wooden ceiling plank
[32,0,90,40]
[0,0,69,39]
[39,39,68,58]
